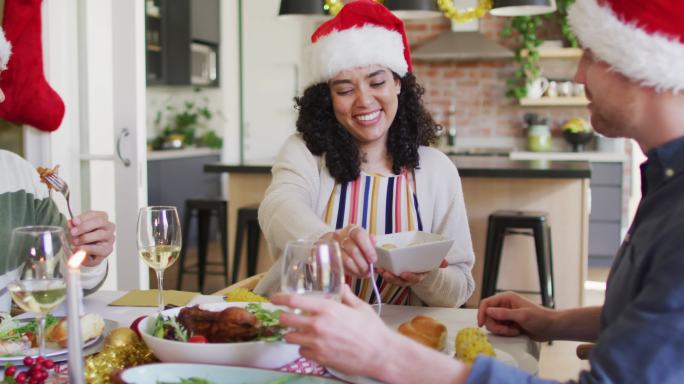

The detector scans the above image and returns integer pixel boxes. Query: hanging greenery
[502,0,579,100]
[501,16,544,99]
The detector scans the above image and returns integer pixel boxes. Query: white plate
[120,363,339,384]
[139,302,300,369]
[327,349,520,384]
[0,319,114,363]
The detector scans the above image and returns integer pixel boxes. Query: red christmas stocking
[0,0,65,132]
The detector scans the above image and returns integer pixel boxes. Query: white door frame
[24,0,148,291]
[111,0,149,290]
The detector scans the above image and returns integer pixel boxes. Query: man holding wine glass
[0,27,115,314]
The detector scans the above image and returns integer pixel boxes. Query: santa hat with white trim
[0,27,11,71]
[569,0,684,93]
[309,0,412,84]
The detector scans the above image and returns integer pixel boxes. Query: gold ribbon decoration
[437,0,492,23]
[324,0,385,16]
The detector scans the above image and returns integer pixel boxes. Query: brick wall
[404,15,634,232]
[405,16,590,142]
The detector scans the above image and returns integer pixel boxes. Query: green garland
[501,16,544,100]
[502,0,579,100]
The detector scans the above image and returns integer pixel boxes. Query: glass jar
[527,124,552,152]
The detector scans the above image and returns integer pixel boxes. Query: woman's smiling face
[329,65,401,149]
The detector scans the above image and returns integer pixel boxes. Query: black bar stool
[177,198,229,292]
[232,204,261,283]
[481,210,555,308]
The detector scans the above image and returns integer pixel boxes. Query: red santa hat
[309,0,412,83]
[569,0,684,93]
[0,27,11,70]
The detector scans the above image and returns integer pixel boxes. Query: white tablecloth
[35,290,540,372]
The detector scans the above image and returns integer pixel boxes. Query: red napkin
[278,356,327,376]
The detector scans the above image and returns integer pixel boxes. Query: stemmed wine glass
[137,206,182,312]
[281,239,344,306]
[6,226,68,356]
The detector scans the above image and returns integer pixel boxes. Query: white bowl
[138,302,300,369]
[374,231,454,274]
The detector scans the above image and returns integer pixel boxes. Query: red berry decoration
[4,364,17,377]
[130,315,147,339]
[22,356,33,366]
[42,359,54,369]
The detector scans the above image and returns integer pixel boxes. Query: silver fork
[44,173,75,219]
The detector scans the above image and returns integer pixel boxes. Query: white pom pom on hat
[0,27,11,71]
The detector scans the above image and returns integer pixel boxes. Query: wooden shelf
[519,96,589,107]
[521,48,583,59]
[146,44,162,52]
[539,48,582,59]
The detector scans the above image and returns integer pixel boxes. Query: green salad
[0,314,58,342]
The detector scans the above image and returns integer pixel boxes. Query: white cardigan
[254,134,475,307]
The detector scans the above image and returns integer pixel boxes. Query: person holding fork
[254,0,475,307]
[0,27,115,312]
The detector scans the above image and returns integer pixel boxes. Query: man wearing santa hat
[0,27,115,312]
[272,0,684,383]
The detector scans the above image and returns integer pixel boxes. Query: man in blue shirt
[269,0,684,383]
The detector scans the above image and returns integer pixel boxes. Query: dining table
[18,290,541,381]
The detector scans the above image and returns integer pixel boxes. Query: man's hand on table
[477,291,558,342]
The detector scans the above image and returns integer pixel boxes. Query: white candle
[67,250,86,384]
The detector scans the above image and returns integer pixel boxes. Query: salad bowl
[138,301,300,369]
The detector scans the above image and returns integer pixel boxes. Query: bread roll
[46,313,105,348]
[398,315,447,350]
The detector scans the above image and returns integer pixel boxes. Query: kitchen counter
[204,156,591,179]
[509,151,627,162]
[207,157,590,309]
[148,148,221,161]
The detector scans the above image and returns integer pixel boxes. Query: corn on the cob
[224,288,268,302]
[455,327,495,363]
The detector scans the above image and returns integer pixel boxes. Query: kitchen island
[206,157,591,309]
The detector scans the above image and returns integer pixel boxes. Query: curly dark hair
[294,72,441,183]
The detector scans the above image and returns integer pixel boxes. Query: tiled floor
[162,244,612,381]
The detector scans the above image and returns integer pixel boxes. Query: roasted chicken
[177,305,260,343]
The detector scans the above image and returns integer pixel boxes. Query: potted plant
[151,89,223,150]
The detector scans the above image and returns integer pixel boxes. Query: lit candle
[67,250,86,384]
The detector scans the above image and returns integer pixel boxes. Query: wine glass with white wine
[137,206,182,312]
[6,226,68,357]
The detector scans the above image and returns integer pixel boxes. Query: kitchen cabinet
[145,0,220,86]
[588,162,623,267]
[191,0,220,44]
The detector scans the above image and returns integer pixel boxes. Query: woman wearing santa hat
[272,0,684,383]
[0,27,115,312]
[254,0,475,307]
